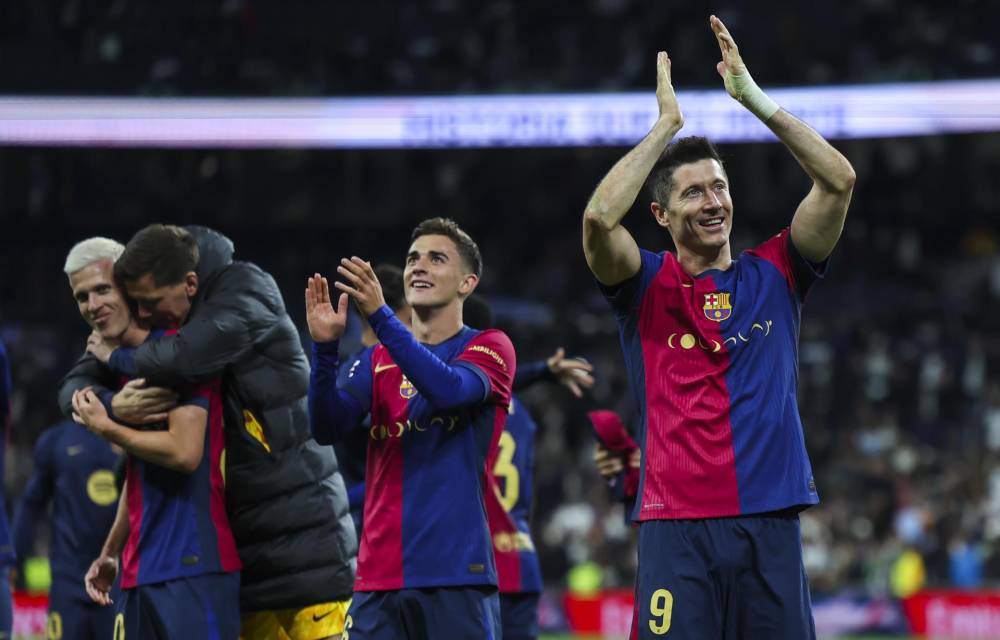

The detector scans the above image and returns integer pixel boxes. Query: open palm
[305,273,348,343]
[85,555,118,606]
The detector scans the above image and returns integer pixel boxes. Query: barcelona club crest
[703,292,732,322]
[399,376,417,399]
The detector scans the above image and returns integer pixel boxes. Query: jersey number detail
[343,614,353,639]
[493,430,519,512]
[46,611,62,639]
[113,613,125,640]
[648,588,674,635]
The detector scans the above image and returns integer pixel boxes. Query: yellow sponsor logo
[369,415,459,440]
[666,319,773,352]
[493,531,535,553]
[468,344,507,371]
[86,470,118,507]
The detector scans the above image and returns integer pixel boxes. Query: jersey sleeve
[746,227,827,301]
[453,329,516,408]
[171,380,218,412]
[12,428,57,560]
[596,249,664,319]
[337,346,375,410]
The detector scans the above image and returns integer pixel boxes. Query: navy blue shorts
[633,512,815,640]
[499,592,539,640]
[344,586,500,640]
[113,572,240,640]
[47,578,116,640]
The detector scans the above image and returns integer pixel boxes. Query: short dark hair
[114,224,199,287]
[375,264,406,313]
[462,294,494,330]
[411,217,483,278]
[646,136,724,206]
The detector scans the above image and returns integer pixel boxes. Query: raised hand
[546,348,595,398]
[305,273,348,343]
[335,257,386,318]
[710,15,749,99]
[84,555,119,606]
[593,443,625,479]
[85,330,118,364]
[655,51,683,130]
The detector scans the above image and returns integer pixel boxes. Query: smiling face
[653,158,733,254]
[68,258,133,339]
[403,234,478,309]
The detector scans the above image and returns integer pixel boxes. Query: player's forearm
[583,119,681,233]
[101,488,130,558]
[111,311,248,385]
[11,494,45,560]
[765,110,856,195]
[309,342,367,444]
[513,360,550,392]
[369,306,488,409]
[95,419,199,473]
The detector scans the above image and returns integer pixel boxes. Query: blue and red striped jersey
[340,327,514,591]
[486,396,542,594]
[602,228,822,520]
[120,333,240,588]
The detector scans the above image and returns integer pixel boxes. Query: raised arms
[711,15,855,262]
[583,52,684,286]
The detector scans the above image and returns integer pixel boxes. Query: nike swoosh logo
[312,609,334,622]
[67,446,83,456]
[374,364,398,373]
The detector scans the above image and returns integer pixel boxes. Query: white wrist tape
[724,70,779,120]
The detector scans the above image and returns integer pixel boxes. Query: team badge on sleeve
[704,292,732,322]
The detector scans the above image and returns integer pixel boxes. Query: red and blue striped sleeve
[368,305,492,409]
[745,227,827,301]
[454,329,516,407]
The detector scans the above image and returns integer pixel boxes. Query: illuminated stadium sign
[0,78,998,148]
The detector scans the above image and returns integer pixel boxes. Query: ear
[457,273,480,297]
[651,201,671,229]
[184,271,199,297]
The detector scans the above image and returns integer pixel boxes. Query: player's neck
[360,325,378,348]
[410,301,463,345]
[676,242,733,277]
[119,320,150,348]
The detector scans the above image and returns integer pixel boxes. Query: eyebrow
[406,250,450,261]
